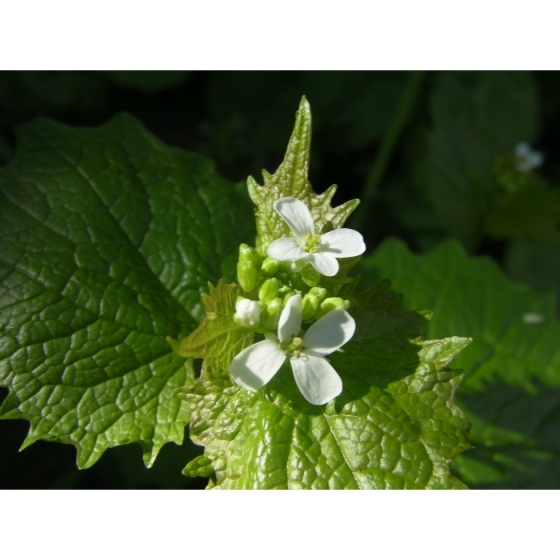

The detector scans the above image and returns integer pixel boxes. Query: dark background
[1,70,559,488]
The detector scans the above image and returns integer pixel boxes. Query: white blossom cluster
[230,197,365,405]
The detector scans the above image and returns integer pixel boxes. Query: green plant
[0,98,473,488]
[3,80,560,490]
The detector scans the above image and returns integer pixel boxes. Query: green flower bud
[237,261,258,292]
[239,243,262,269]
[308,287,327,302]
[277,270,290,284]
[259,278,280,304]
[283,290,296,305]
[289,272,306,291]
[302,293,320,321]
[278,284,291,296]
[264,297,283,329]
[315,297,345,320]
[301,265,321,287]
[261,257,280,277]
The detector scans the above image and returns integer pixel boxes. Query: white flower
[233,298,263,328]
[267,197,366,277]
[515,142,544,172]
[229,294,355,405]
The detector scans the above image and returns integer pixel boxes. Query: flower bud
[282,290,296,305]
[264,297,283,329]
[261,257,280,277]
[258,278,280,304]
[233,297,263,328]
[289,272,306,291]
[308,287,327,302]
[278,284,291,296]
[302,293,320,321]
[237,261,258,292]
[315,297,345,320]
[301,264,321,287]
[239,243,262,269]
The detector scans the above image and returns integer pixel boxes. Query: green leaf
[358,238,560,488]
[171,280,254,379]
[180,281,471,489]
[247,97,359,252]
[427,72,539,244]
[0,114,254,468]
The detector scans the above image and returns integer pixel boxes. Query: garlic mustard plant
[267,197,366,276]
[0,95,477,489]
[230,294,355,405]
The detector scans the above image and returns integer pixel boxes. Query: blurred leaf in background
[358,239,560,488]
[423,72,540,248]
[0,71,191,118]
[505,231,560,316]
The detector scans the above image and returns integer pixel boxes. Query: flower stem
[352,71,424,232]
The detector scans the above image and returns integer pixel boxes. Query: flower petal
[290,354,342,405]
[273,197,314,242]
[267,237,307,263]
[306,252,339,276]
[230,339,286,390]
[320,229,366,258]
[302,307,356,357]
[278,293,302,343]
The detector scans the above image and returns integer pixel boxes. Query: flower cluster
[230,196,365,405]
[231,294,355,405]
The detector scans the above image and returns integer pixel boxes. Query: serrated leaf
[183,455,214,478]
[172,280,254,379]
[358,238,560,488]
[180,282,471,489]
[0,114,254,468]
[247,97,359,251]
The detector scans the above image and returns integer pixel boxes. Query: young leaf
[171,281,254,379]
[181,282,471,489]
[0,114,254,468]
[247,96,359,251]
[358,238,560,488]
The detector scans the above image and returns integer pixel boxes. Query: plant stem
[352,71,424,232]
